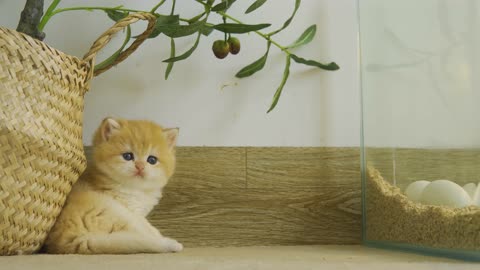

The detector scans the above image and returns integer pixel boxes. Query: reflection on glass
[359,0,480,260]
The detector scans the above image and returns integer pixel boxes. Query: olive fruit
[212,40,230,59]
[228,37,241,55]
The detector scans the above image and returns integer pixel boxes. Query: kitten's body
[44,118,182,254]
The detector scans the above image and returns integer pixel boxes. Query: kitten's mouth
[134,171,145,178]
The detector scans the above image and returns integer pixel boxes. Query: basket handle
[82,12,156,77]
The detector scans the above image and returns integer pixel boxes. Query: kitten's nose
[135,162,145,171]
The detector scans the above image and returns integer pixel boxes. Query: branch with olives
[37,0,339,112]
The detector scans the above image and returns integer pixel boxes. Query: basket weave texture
[0,12,156,255]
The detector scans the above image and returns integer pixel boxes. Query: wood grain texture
[149,186,361,247]
[83,146,480,247]
[247,147,360,188]
[85,147,247,188]
[171,147,246,188]
[84,146,362,246]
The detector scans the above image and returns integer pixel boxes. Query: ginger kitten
[43,118,183,254]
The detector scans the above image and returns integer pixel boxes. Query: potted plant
[17,0,339,112]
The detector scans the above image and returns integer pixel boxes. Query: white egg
[404,180,431,202]
[473,182,480,206]
[463,183,477,199]
[419,180,472,208]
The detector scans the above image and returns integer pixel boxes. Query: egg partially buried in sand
[473,182,480,206]
[404,180,431,202]
[463,183,477,199]
[420,180,472,208]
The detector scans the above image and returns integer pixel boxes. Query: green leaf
[269,0,301,36]
[162,19,206,38]
[287,24,316,49]
[236,43,271,78]
[104,10,128,22]
[290,54,339,71]
[187,12,205,23]
[267,55,291,113]
[213,23,270,34]
[165,38,175,79]
[163,32,201,63]
[147,14,180,38]
[201,25,214,36]
[204,0,215,11]
[246,0,268,14]
[212,0,237,11]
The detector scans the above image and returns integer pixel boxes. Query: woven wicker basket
[0,12,156,255]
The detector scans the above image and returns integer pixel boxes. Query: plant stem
[38,0,60,31]
[151,0,168,13]
[194,0,210,7]
[39,6,145,30]
[170,0,176,15]
[223,16,227,41]
[38,0,290,56]
[39,3,196,31]
[218,11,289,53]
[193,0,290,53]
[17,0,46,40]
[54,6,143,14]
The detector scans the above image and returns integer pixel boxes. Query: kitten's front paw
[160,237,183,252]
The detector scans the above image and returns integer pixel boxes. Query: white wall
[0,0,360,146]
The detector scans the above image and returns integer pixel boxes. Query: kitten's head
[91,117,178,190]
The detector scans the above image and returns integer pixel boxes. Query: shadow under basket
[364,167,480,261]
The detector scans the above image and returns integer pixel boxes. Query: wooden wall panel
[85,146,247,188]
[247,147,360,188]
[149,186,361,247]
[83,146,480,247]
[85,146,363,246]
[171,147,246,188]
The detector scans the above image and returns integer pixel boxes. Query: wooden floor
[85,147,362,247]
[3,246,472,270]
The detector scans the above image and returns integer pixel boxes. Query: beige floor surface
[0,245,477,270]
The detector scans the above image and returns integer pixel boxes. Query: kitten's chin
[120,172,168,190]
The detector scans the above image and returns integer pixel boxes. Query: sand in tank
[366,167,480,250]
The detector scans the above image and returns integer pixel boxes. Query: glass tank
[358,0,480,261]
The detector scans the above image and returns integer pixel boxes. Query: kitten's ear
[100,117,121,141]
[163,128,179,150]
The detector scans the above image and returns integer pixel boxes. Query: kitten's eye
[122,152,134,161]
[147,155,158,165]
